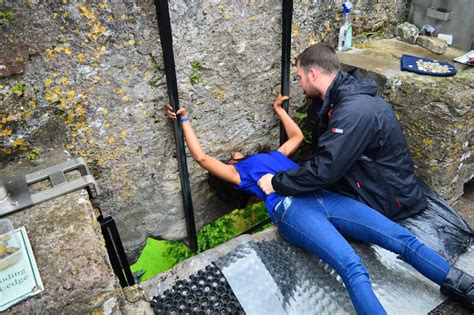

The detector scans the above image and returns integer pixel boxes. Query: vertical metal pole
[99,215,135,287]
[279,0,293,145]
[154,0,198,252]
[100,217,127,287]
[107,217,135,285]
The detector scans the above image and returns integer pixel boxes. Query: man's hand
[258,174,275,195]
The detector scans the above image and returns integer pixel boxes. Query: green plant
[361,30,385,39]
[303,130,312,144]
[295,111,307,124]
[197,216,237,252]
[0,2,13,21]
[131,201,273,281]
[10,80,26,97]
[189,61,202,85]
[148,54,164,87]
[26,148,41,160]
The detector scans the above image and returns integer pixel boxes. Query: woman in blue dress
[167,94,473,315]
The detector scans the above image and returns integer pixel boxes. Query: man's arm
[270,104,375,195]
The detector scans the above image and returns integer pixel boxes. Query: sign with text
[0,227,43,312]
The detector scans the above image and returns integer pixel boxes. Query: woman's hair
[208,145,272,209]
[208,173,251,209]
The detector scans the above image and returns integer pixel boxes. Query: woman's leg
[274,195,386,315]
[316,190,451,285]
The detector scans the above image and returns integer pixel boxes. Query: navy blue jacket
[272,71,427,219]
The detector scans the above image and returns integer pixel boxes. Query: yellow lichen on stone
[308,32,318,46]
[2,129,12,137]
[211,86,229,101]
[60,77,69,85]
[66,90,75,100]
[12,138,25,148]
[28,99,37,109]
[423,138,434,146]
[66,114,74,124]
[77,4,95,21]
[77,53,86,63]
[44,90,59,103]
[125,39,135,47]
[44,78,53,87]
[224,11,233,20]
[292,23,299,37]
[46,49,56,59]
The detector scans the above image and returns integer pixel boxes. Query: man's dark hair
[296,43,341,74]
[208,174,251,210]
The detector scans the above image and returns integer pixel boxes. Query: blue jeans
[273,190,452,315]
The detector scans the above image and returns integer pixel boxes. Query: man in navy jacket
[258,43,426,220]
[258,43,474,309]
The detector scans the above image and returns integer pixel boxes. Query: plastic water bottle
[337,1,353,51]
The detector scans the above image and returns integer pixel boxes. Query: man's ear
[308,67,319,84]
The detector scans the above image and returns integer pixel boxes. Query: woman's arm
[167,105,240,185]
[274,95,304,156]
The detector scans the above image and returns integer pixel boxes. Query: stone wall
[0,0,409,259]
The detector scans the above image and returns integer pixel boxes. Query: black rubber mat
[151,263,244,314]
[428,299,472,315]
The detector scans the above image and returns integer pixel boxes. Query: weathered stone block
[5,187,122,313]
[416,35,448,54]
[396,22,419,44]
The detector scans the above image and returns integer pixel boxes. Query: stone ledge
[4,188,122,314]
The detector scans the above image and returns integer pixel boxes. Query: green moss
[26,147,42,160]
[10,80,26,97]
[130,238,176,281]
[148,54,164,87]
[189,61,202,85]
[131,202,271,281]
[0,2,13,21]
